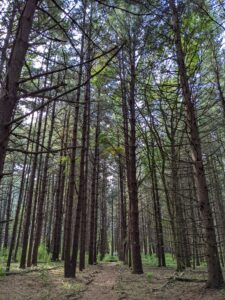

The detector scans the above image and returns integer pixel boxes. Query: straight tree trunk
[20,105,44,269]
[27,98,50,267]
[211,45,225,120]
[93,155,100,264]
[171,144,185,271]
[6,111,35,270]
[69,41,91,277]
[169,0,224,288]
[0,2,17,84]
[0,0,38,180]
[32,102,56,266]
[79,50,91,271]
[14,154,34,262]
[127,47,143,274]
[99,162,108,260]
[118,152,127,262]
[89,99,100,264]
[119,47,142,273]
[151,153,166,267]
[3,169,14,249]
[27,157,42,267]
[64,15,85,277]
[52,111,69,261]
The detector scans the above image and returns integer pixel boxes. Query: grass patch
[102,254,118,263]
[142,253,176,268]
[0,248,8,258]
[147,272,153,282]
[0,249,7,275]
[165,253,176,268]
[142,254,158,267]
[0,265,6,277]
[38,244,51,263]
[142,253,210,270]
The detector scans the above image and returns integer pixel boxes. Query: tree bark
[20,105,44,269]
[169,0,224,288]
[64,24,85,278]
[52,111,69,261]
[127,47,143,274]
[89,99,100,264]
[32,102,56,265]
[0,0,38,180]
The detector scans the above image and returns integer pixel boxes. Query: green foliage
[0,249,7,277]
[0,265,5,277]
[59,155,69,163]
[164,253,176,268]
[0,248,8,259]
[142,253,176,268]
[16,247,22,262]
[38,244,51,263]
[91,58,116,88]
[142,254,158,267]
[147,272,153,283]
[99,132,124,157]
[103,145,125,157]
[102,254,118,263]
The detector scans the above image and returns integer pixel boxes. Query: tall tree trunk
[211,45,225,120]
[20,105,43,269]
[93,155,100,264]
[27,157,42,267]
[63,8,86,276]
[127,47,143,274]
[152,155,166,267]
[89,99,100,265]
[111,192,114,257]
[0,0,38,180]
[119,47,142,273]
[169,0,224,288]
[118,152,127,262]
[69,39,91,277]
[79,51,91,271]
[0,2,17,84]
[52,111,69,261]
[6,111,35,270]
[3,168,14,249]
[14,154,34,262]
[32,102,56,266]
[99,162,108,261]
[171,144,185,271]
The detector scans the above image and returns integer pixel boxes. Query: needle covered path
[81,262,119,300]
[0,262,224,299]
[81,262,224,300]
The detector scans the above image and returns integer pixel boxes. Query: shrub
[147,272,153,282]
[0,265,5,277]
[102,254,118,263]
[38,244,51,263]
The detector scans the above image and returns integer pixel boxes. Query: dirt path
[0,262,224,299]
[81,263,225,300]
[81,262,119,300]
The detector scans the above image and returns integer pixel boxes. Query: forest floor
[0,262,225,300]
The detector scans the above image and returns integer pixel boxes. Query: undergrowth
[102,254,118,263]
[38,244,51,263]
[147,272,153,282]
[142,253,176,268]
